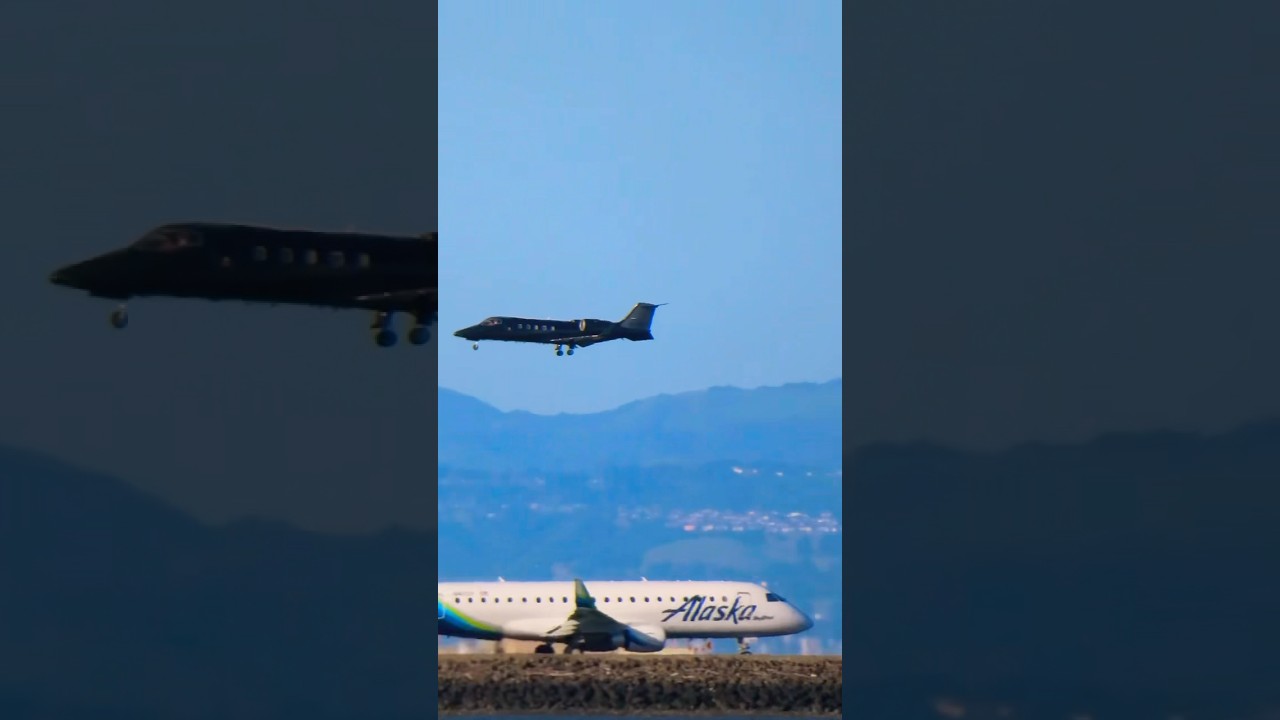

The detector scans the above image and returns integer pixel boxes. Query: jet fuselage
[50,222,437,346]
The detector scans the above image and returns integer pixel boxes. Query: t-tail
[617,302,665,340]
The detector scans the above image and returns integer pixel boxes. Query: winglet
[573,578,596,609]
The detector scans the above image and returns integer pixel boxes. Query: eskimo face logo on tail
[660,595,758,625]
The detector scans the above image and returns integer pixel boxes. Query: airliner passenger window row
[516,324,556,331]
[461,595,729,604]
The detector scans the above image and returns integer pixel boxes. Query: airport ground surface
[438,654,842,716]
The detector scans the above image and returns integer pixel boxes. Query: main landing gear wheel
[109,306,128,329]
[533,644,554,655]
[566,347,575,356]
[408,325,431,345]
[555,345,564,356]
[370,311,398,348]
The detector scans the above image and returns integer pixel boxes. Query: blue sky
[440,0,842,415]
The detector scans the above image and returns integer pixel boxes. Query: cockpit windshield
[765,592,786,603]
[132,228,202,252]
[479,317,503,327]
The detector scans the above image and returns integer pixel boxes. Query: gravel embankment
[439,654,842,715]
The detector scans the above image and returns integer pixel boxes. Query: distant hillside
[846,420,1280,718]
[437,379,843,471]
[0,446,433,720]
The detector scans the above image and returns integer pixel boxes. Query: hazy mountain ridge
[0,445,433,720]
[437,379,843,471]
[436,380,845,650]
[846,417,1280,717]
[11,412,1280,714]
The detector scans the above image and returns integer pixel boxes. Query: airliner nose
[795,607,814,632]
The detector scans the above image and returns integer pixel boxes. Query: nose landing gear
[109,305,128,329]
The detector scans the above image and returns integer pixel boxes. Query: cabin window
[536,597,541,603]
[305,249,318,265]
[644,597,650,602]
[358,253,371,268]
[252,246,267,262]
[280,248,294,264]
[328,251,345,268]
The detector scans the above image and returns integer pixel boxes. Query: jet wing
[542,579,629,639]
[353,288,437,313]
[547,333,610,348]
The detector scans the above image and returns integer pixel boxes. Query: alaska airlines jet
[438,578,813,654]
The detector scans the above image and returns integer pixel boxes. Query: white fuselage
[437,579,813,642]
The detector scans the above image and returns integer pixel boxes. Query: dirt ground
[438,654,842,715]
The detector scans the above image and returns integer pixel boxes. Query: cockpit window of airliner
[765,592,786,602]
[480,318,503,326]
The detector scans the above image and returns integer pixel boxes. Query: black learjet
[49,222,437,347]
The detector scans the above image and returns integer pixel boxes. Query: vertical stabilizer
[617,302,665,338]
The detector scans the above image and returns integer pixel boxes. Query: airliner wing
[547,333,610,348]
[542,579,628,639]
[353,288,437,313]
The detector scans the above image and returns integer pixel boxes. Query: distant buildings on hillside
[439,462,843,534]
[662,509,841,535]
[445,501,842,535]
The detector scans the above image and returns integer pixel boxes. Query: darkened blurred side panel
[849,0,1280,717]
[0,1,437,718]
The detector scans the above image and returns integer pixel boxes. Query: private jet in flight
[49,222,437,347]
[453,302,664,356]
